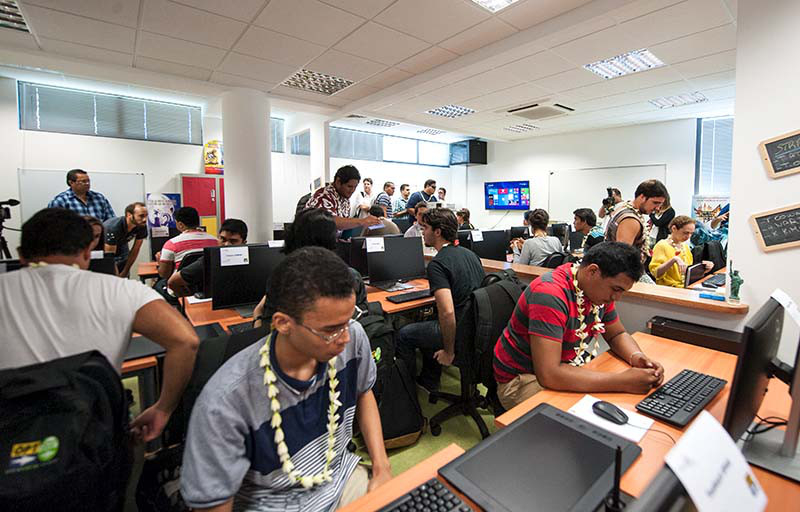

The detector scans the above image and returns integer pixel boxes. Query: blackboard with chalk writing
[759,129,800,179]
[749,203,800,252]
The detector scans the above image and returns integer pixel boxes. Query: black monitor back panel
[471,230,508,260]
[367,236,426,283]
[349,237,369,278]
[456,230,473,250]
[210,245,285,310]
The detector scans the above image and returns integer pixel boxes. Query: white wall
[285,112,329,188]
[465,119,697,229]
[728,0,800,363]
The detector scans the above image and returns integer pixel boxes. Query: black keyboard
[703,274,726,287]
[378,478,470,512]
[386,289,432,304]
[228,321,255,334]
[636,369,727,427]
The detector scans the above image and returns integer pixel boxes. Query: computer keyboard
[228,321,255,334]
[378,478,470,512]
[386,289,432,304]
[636,369,727,427]
[703,274,726,287]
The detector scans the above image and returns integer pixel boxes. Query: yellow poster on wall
[200,216,218,237]
[204,139,223,175]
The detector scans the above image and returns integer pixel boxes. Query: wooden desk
[366,278,435,315]
[495,333,799,510]
[136,261,159,283]
[183,299,248,327]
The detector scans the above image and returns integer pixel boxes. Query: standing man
[393,184,412,220]
[350,177,375,219]
[573,208,604,251]
[373,182,395,217]
[104,202,148,277]
[48,169,115,221]
[157,206,218,279]
[437,187,447,202]
[396,209,484,391]
[305,165,379,232]
[406,179,437,211]
[605,180,668,264]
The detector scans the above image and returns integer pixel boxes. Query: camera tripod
[0,223,11,259]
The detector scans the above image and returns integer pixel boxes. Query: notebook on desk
[684,263,706,288]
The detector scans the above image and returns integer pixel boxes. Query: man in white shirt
[0,208,199,442]
[403,204,429,238]
[350,177,375,219]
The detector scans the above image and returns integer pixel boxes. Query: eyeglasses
[295,305,364,344]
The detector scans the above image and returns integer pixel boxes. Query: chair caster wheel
[430,423,442,436]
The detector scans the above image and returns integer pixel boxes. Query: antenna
[604,445,625,511]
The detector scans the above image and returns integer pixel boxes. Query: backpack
[358,304,425,448]
[0,351,132,512]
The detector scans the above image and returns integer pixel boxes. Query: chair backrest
[542,252,566,268]
[702,241,726,272]
[179,250,204,270]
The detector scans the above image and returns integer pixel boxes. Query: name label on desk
[220,246,249,266]
[267,240,284,248]
[471,230,483,242]
[665,412,766,512]
[366,237,384,253]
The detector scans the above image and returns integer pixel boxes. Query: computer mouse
[592,401,629,425]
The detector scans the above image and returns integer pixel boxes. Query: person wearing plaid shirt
[48,169,115,221]
[304,165,379,232]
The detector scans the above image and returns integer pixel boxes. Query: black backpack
[358,304,425,449]
[0,351,132,512]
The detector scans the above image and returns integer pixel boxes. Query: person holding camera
[597,187,622,223]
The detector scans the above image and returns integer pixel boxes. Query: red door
[219,178,225,222]
[182,176,217,216]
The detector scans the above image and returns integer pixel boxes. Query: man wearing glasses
[181,247,391,512]
[48,169,116,221]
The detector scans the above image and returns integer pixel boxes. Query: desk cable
[623,423,677,445]
[745,414,788,441]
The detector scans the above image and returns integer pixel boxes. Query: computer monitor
[335,240,351,266]
[349,237,369,278]
[366,236,426,286]
[683,263,705,288]
[456,230,473,250]
[470,230,508,261]
[509,226,529,240]
[569,231,585,252]
[208,244,285,314]
[550,223,569,249]
[393,217,413,234]
[89,254,117,275]
[0,259,24,273]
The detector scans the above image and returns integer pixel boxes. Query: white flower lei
[569,264,605,367]
[618,201,648,227]
[258,333,340,489]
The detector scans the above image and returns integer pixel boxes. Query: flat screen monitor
[393,217,413,234]
[569,231,585,252]
[209,244,285,311]
[456,230,472,250]
[89,254,116,275]
[470,230,508,260]
[349,237,369,278]
[509,226,530,240]
[366,236,426,285]
[484,181,530,211]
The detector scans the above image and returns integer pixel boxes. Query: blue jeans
[396,320,443,388]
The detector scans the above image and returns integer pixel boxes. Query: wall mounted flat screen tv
[485,181,530,210]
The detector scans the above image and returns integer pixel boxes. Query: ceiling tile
[495,50,575,82]
[210,71,276,90]
[685,69,735,90]
[701,84,735,101]
[374,0,489,44]
[169,0,266,22]
[253,0,365,47]
[395,46,458,74]
[235,26,326,67]
[439,17,517,55]
[532,67,603,93]
[218,52,298,83]
[649,24,736,65]
[135,56,211,81]
[619,0,734,48]
[362,68,414,89]
[560,66,686,102]
[38,37,133,66]
[604,0,684,23]
[550,24,638,66]
[497,0,593,30]
[306,49,387,82]
[24,0,141,28]
[533,15,615,49]
[0,28,40,50]
[270,85,336,105]
[319,0,396,19]
[462,82,551,112]
[671,49,736,79]
[23,5,136,53]
[335,22,430,66]
[142,0,247,49]
[332,82,380,101]
[137,32,226,69]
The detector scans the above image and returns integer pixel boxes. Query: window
[271,117,284,153]
[290,130,310,155]
[329,126,450,167]
[382,136,417,163]
[695,117,734,195]
[418,140,450,166]
[18,82,202,145]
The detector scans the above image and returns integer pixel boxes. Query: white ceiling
[1,0,737,142]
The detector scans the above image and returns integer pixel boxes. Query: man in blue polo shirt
[48,169,115,221]
[406,179,437,211]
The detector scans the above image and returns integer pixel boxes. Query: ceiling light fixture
[0,1,29,32]
[584,49,664,80]
[426,104,475,119]
[345,114,367,119]
[504,123,539,133]
[649,92,708,109]
[282,69,354,96]
[469,0,522,13]
[366,119,400,127]
[417,128,445,135]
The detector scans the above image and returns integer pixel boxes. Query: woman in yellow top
[649,215,713,287]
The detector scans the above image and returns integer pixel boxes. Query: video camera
[601,187,615,208]
[1,199,19,221]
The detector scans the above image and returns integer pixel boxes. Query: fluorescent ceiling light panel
[584,49,664,80]
[504,123,539,133]
[0,1,29,32]
[282,69,354,96]
[426,104,475,119]
[417,128,445,135]
[649,92,708,109]
[469,0,522,13]
[366,119,400,127]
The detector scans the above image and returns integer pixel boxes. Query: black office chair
[172,251,205,316]
[542,252,567,268]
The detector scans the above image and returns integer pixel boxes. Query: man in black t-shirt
[103,202,148,277]
[396,208,484,391]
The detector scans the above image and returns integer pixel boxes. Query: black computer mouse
[592,401,629,425]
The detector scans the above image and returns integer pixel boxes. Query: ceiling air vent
[507,102,574,121]
[345,114,367,119]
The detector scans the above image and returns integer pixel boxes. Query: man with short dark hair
[181,247,391,511]
[573,208,604,250]
[493,242,664,410]
[605,180,668,263]
[402,203,428,238]
[167,218,249,297]
[104,202,148,277]
[47,169,115,221]
[361,205,400,237]
[406,179,437,211]
[305,165,379,231]
[396,208,484,391]
[373,181,395,217]
[157,206,217,279]
[0,208,199,442]
[437,187,446,201]
[393,184,412,220]
[350,177,375,219]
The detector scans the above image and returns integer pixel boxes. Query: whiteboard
[547,164,666,223]
[18,169,146,222]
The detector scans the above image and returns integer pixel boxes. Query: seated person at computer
[181,247,391,511]
[0,208,200,442]
[403,203,429,238]
[396,209,484,391]
[361,205,401,237]
[305,165,379,231]
[157,206,218,279]
[253,208,368,328]
[167,218,248,297]
[512,209,563,266]
[649,215,713,288]
[493,242,664,410]
[456,208,475,230]
[103,201,148,278]
[573,208,604,250]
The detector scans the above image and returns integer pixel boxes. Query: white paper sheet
[186,295,212,304]
[220,246,249,267]
[771,289,800,327]
[268,240,284,248]
[665,411,766,512]
[90,250,104,260]
[471,230,483,242]
[366,237,385,253]
[151,226,169,237]
[568,395,653,443]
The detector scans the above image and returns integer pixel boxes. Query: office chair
[173,251,205,316]
[542,252,567,268]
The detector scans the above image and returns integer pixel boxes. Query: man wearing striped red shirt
[493,242,664,410]
[158,207,218,279]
